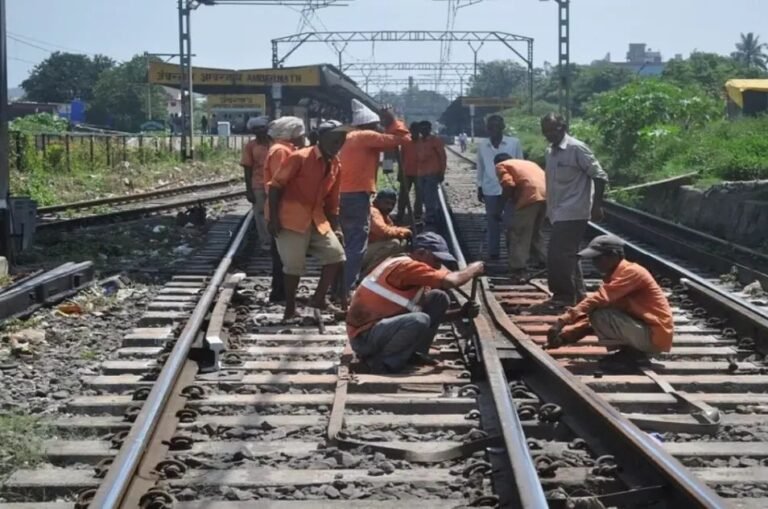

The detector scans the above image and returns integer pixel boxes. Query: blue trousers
[351,290,449,373]
[340,192,372,290]
[483,195,514,258]
[418,175,442,227]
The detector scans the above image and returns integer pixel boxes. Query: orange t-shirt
[240,139,270,191]
[346,257,448,339]
[338,120,410,194]
[400,139,419,177]
[558,259,674,351]
[415,136,447,177]
[369,206,411,243]
[495,159,546,209]
[268,146,340,235]
[264,140,295,192]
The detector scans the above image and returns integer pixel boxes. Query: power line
[7,31,89,54]
[9,56,37,65]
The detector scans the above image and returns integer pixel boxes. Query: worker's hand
[545,319,566,349]
[477,187,485,204]
[268,218,282,237]
[379,107,396,128]
[591,204,604,223]
[461,301,480,319]
[468,261,485,278]
[334,228,345,246]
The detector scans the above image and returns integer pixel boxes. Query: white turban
[268,116,306,140]
[351,99,379,126]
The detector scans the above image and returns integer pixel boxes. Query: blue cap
[375,189,398,201]
[412,232,457,265]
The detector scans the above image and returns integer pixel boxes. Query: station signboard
[149,62,321,87]
[206,94,267,110]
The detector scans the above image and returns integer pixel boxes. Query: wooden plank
[583,374,768,391]
[665,442,768,458]
[548,346,736,358]
[100,360,339,374]
[602,392,768,408]
[564,360,760,375]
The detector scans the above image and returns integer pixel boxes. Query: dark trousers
[351,290,449,373]
[397,175,421,221]
[547,220,588,304]
[269,237,285,302]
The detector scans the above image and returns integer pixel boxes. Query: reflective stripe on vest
[360,256,424,312]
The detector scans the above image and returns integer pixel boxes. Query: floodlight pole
[0,0,11,262]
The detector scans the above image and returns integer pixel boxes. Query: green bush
[502,114,548,167]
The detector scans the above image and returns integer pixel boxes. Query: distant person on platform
[201,114,209,134]
[361,189,412,276]
[347,232,484,374]
[263,116,307,303]
[211,114,218,135]
[397,122,422,224]
[493,153,547,281]
[338,99,410,294]
[458,131,468,152]
[415,121,447,228]
[546,235,674,367]
[240,116,272,250]
[476,115,523,261]
[268,120,351,320]
[541,112,608,307]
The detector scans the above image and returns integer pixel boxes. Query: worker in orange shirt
[338,99,411,293]
[546,235,674,367]
[396,122,422,223]
[415,121,447,227]
[347,232,484,373]
[494,153,547,280]
[263,116,306,303]
[361,189,412,276]
[240,116,271,250]
[268,120,352,321]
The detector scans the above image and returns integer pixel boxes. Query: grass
[0,413,49,481]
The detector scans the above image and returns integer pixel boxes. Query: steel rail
[88,209,254,509]
[38,177,241,214]
[437,187,549,509]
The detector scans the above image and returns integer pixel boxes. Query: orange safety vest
[346,256,425,339]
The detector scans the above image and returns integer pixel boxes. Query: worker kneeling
[546,235,674,367]
[360,189,412,277]
[347,232,484,373]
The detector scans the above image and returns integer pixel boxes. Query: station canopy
[149,61,378,120]
[725,79,768,107]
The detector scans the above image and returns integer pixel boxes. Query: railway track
[4,147,768,508]
[37,177,245,231]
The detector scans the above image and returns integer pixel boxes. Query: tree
[21,52,114,102]
[662,52,763,97]
[87,55,168,132]
[731,32,767,70]
[467,60,531,98]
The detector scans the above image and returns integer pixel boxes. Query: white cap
[351,99,379,127]
[246,116,269,130]
[268,116,305,140]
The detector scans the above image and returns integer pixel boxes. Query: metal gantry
[558,0,571,121]
[271,30,535,111]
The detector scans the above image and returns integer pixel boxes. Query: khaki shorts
[276,226,346,276]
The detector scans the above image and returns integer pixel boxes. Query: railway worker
[415,121,447,228]
[338,99,411,294]
[493,153,547,280]
[476,115,524,261]
[263,116,307,303]
[241,115,272,250]
[347,232,484,373]
[541,113,609,307]
[396,122,422,224]
[361,189,412,277]
[268,120,352,321]
[546,235,674,366]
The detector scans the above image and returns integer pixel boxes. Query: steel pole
[0,0,12,262]
[557,0,571,122]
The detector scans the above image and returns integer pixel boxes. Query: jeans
[340,192,372,290]
[483,195,515,258]
[269,237,285,302]
[547,219,588,303]
[397,175,421,221]
[417,175,442,227]
[351,290,449,372]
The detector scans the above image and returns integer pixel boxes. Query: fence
[9,132,250,173]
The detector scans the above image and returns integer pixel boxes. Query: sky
[7,0,768,92]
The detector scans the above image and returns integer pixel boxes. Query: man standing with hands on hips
[540,113,609,307]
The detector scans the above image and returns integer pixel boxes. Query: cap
[246,116,269,129]
[578,234,625,259]
[317,119,354,135]
[413,232,457,265]
[351,99,380,126]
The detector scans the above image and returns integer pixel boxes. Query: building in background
[594,43,679,77]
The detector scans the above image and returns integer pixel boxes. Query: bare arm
[441,262,485,290]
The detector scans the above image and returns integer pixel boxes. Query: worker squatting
[239,104,675,374]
